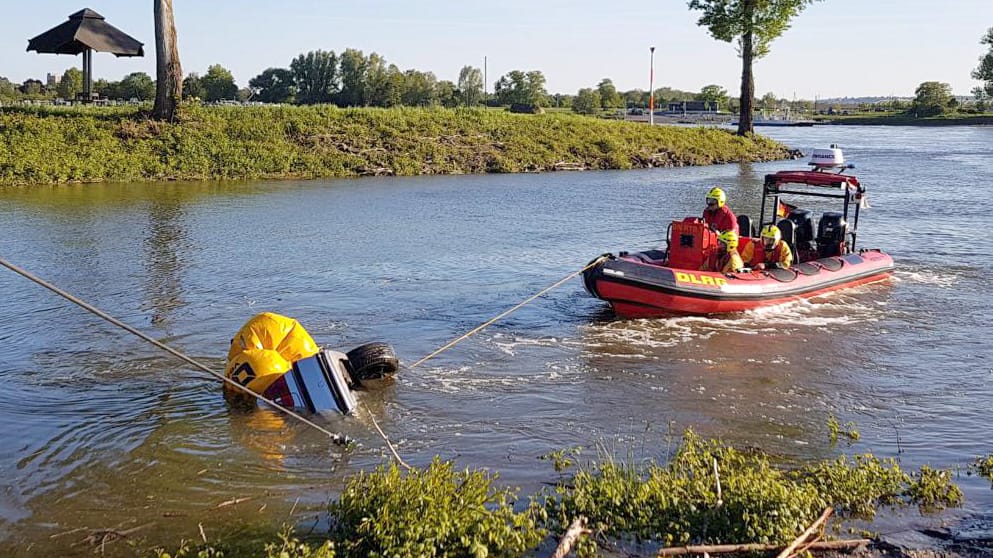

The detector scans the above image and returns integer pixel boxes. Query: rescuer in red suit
[702,187,738,234]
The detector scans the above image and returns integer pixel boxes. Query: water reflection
[142,190,190,327]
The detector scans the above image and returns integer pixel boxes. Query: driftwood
[552,516,590,558]
[657,538,870,556]
[776,506,833,558]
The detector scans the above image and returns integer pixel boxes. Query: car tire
[346,342,399,382]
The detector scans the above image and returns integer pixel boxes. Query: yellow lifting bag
[225,312,320,393]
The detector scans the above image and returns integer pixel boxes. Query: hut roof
[27,9,144,57]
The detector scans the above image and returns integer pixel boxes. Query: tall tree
[120,72,156,100]
[688,0,817,135]
[596,78,623,109]
[973,27,993,99]
[524,71,548,107]
[911,81,954,117]
[0,77,17,101]
[152,0,183,120]
[338,48,368,106]
[364,53,393,107]
[249,68,296,103]
[57,67,84,99]
[291,50,339,105]
[457,65,483,106]
[401,70,438,106]
[435,80,458,108]
[182,72,205,100]
[696,84,729,109]
[572,88,601,115]
[201,64,238,101]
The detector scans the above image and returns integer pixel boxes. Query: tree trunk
[736,0,755,136]
[152,0,182,121]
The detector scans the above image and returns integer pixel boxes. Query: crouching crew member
[742,224,793,270]
[703,230,745,273]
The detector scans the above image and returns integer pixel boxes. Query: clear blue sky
[1,1,988,99]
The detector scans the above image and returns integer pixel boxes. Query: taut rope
[408,255,608,369]
[0,256,353,446]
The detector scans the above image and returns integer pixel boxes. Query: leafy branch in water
[969,454,993,482]
[827,414,860,446]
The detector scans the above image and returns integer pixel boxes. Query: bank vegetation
[0,105,790,186]
[148,430,972,558]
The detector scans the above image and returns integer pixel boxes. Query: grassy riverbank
[820,113,993,126]
[0,105,790,185]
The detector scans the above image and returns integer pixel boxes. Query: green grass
[0,104,790,185]
[820,112,993,126]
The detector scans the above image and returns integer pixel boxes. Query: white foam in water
[894,268,960,288]
[578,289,886,357]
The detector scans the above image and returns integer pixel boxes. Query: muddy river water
[1,124,991,553]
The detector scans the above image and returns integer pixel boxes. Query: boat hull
[583,250,894,317]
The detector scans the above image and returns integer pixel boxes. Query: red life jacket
[702,205,738,234]
[749,241,790,267]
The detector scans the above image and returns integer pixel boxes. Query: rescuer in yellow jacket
[703,230,745,273]
[741,224,794,270]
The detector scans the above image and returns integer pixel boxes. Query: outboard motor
[816,211,847,258]
[787,209,816,260]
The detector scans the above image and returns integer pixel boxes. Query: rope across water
[1,253,608,465]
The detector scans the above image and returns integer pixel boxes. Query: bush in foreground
[154,430,963,557]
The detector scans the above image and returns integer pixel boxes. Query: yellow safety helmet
[717,230,739,250]
[761,224,781,245]
[706,187,726,209]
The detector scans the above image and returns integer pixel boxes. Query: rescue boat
[583,147,894,317]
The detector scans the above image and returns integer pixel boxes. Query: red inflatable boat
[583,148,894,317]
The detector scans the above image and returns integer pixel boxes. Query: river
[0,124,991,554]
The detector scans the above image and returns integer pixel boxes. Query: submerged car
[225,312,399,414]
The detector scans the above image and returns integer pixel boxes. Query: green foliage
[911,81,955,117]
[183,72,206,100]
[572,88,602,115]
[971,454,993,481]
[249,68,296,103]
[688,0,818,134]
[0,77,17,101]
[697,84,730,108]
[596,79,624,109]
[57,68,84,100]
[0,105,791,185]
[904,466,963,512]
[827,415,860,446]
[548,430,964,550]
[120,72,156,101]
[201,64,239,102]
[540,446,584,473]
[457,66,484,107]
[154,527,336,558]
[494,70,548,107]
[687,0,819,59]
[329,458,545,558]
[972,27,993,97]
[292,50,340,104]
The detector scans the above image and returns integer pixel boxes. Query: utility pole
[649,46,655,126]
[484,56,488,104]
